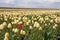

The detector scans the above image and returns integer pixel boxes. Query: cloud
[47,0,60,2]
[11,0,60,8]
[4,0,14,3]
[35,0,60,2]
[0,0,60,4]
[0,0,60,8]
[0,0,15,4]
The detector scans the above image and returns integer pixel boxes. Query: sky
[0,0,60,8]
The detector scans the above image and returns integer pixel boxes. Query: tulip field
[0,9,60,40]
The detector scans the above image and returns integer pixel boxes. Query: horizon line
[0,7,60,10]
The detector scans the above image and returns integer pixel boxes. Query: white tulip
[7,23,12,29]
[12,28,18,33]
[23,16,27,22]
[29,26,33,30]
[39,27,42,30]
[5,32,9,37]
[11,18,14,20]
[12,28,15,32]
[18,17,21,20]
[9,17,11,19]
[39,17,44,23]
[28,20,31,23]
[45,24,47,26]
[55,18,58,23]
[4,18,7,21]
[3,22,7,26]
[34,18,37,21]
[50,20,53,23]
[32,16,34,19]
[45,16,49,21]
[0,24,4,30]
[26,22,29,26]
[14,21,18,24]
[39,17,44,21]
[32,20,34,24]
[53,26,56,29]
[50,15,56,19]
[20,30,26,35]
[4,37,9,40]
[54,24,58,27]
[18,21,22,24]
[11,22,15,24]
[55,17,60,23]
[16,20,19,23]
[34,22,40,28]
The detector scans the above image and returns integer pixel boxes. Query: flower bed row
[0,13,60,40]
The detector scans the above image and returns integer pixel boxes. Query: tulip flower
[18,24,23,29]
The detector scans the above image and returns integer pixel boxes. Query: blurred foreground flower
[4,32,9,40]
[5,32,9,37]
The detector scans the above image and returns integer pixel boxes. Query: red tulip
[18,24,22,29]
